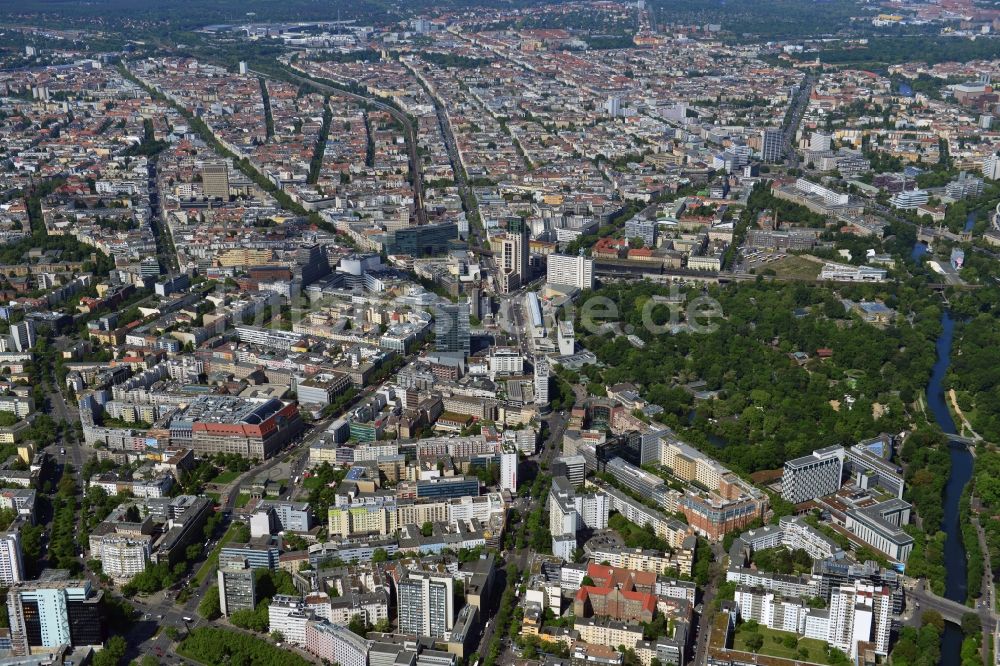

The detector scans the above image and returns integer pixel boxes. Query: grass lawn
[234,493,251,508]
[302,476,325,490]
[193,522,239,585]
[211,469,240,485]
[768,255,824,280]
[732,624,838,665]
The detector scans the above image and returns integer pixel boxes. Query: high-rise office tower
[201,163,230,200]
[496,218,529,294]
[810,132,833,152]
[139,256,161,278]
[434,301,471,355]
[218,554,256,617]
[7,578,105,656]
[294,243,331,287]
[534,357,551,406]
[499,451,518,493]
[396,572,454,638]
[606,95,622,117]
[9,321,35,353]
[983,152,1000,181]
[762,128,784,164]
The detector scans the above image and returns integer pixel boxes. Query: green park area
[732,623,845,666]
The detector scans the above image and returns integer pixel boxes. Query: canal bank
[924,311,975,666]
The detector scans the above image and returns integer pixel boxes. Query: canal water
[924,311,974,665]
[964,211,976,234]
[910,213,975,263]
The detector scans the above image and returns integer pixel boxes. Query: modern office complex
[7,578,105,656]
[844,444,905,499]
[386,222,459,257]
[819,262,888,282]
[889,188,929,210]
[730,515,844,562]
[168,395,305,460]
[844,499,914,562]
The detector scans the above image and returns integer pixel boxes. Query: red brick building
[573,564,657,623]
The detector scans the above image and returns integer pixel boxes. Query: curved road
[906,581,997,633]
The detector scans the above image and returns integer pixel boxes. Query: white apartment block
[546,253,594,291]
[735,581,892,659]
[575,617,645,649]
[735,587,813,634]
[983,153,1000,181]
[396,571,454,638]
[269,595,311,646]
[737,516,844,561]
[598,484,690,549]
[90,535,151,583]
[828,582,892,657]
[726,569,817,599]
[794,178,849,206]
[0,532,24,585]
[574,493,610,531]
[499,451,518,493]
[548,476,610,560]
[305,621,371,666]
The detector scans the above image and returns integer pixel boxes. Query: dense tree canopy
[179,627,313,666]
[576,279,938,472]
